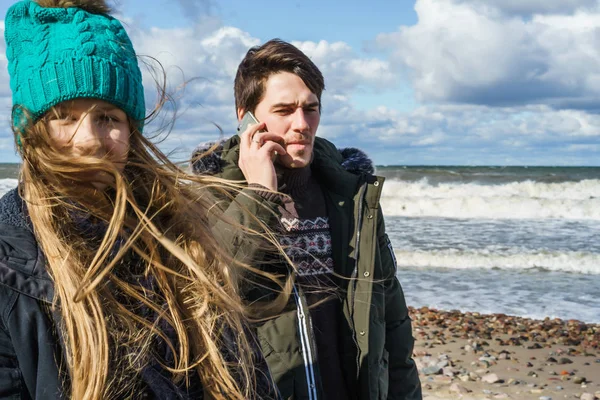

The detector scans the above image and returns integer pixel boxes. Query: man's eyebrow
[271,101,320,109]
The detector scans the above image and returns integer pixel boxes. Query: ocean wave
[394,249,600,274]
[0,179,18,197]
[381,179,600,220]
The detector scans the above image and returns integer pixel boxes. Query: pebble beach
[410,307,600,400]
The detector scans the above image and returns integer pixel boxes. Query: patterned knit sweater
[276,165,349,400]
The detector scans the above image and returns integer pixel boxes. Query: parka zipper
[293,285,319,400]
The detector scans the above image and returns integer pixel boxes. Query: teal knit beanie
[4,0,145,137]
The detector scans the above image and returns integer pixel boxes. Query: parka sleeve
[0,287,65,399]
[209,186,282,270]
[377,214,423,400]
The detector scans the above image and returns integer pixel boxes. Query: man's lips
[286,141,311,146]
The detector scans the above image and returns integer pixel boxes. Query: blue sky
[1,0,599,165]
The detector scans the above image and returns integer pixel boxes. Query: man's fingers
[241,122,266,146]
[260,141,286,156]
[253,132,285,147]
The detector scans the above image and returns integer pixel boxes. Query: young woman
[0,1,284,398]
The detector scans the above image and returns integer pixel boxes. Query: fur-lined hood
[190,136,375,177]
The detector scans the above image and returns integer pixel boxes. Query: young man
[192,39,422,400]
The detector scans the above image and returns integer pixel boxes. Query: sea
[1,164,599,323]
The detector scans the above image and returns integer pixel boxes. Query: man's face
[248,71,320,169]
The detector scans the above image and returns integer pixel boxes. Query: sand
[409,307,600,400]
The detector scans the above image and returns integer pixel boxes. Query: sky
[1,0,600,165]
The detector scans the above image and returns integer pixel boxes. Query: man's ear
[237,108,245,121]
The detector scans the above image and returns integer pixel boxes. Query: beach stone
[459,374,471,382]
[480,356,497,364]
[558,357,573,365]
[573,376,586,384]
[494,393,509,399]
[442,367,457,377]
[538,397,552,400]
[547,357,558,363]
[433,376,453,383]
[436,359,450,368]
[528,371,538,377]
[482,373,502,384]
[422,366,442,375]
[450,383,472,394]
[579,394,595,400]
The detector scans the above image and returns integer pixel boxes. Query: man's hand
[238,122,286,191]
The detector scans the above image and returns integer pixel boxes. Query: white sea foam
[381,179,600,220]
[0,179,17,197]
[401,268,600,323]
[394,249,600,274]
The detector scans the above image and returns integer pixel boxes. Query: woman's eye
[58,116,77,125]
[99,115,119,124]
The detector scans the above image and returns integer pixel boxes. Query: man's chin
[280,156,311,169]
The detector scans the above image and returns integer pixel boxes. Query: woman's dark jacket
[0,188,281,399]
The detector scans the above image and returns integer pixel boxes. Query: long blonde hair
[13,54,289,400]
[17,112,288,399]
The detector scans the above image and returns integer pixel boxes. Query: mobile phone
[237,111,265,134]
[238,111,279,162]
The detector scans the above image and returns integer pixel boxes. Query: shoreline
[409,306,600,400]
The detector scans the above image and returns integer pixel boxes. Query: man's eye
[275,109,292,115]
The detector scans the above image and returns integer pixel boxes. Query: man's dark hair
[234,39,325,114]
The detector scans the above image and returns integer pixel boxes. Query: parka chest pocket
[256,310,303,397]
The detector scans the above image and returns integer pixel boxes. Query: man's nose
[291,108,310,132]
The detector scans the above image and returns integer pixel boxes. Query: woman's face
[46,98,131,188]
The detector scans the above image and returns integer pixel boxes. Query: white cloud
[320,101,600,165]
[376,0,600,109]
[1,9,599,166]
[460,0,597,15]
[293,40,398,94]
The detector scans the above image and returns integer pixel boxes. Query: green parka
[193,136,422,400]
